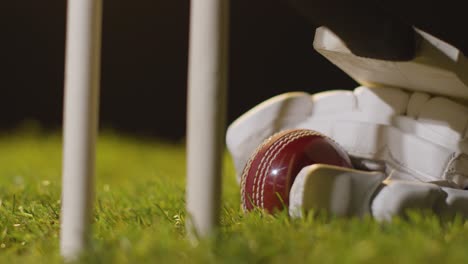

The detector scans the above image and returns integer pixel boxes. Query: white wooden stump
[186,0,229,238]
[60,0,102,259]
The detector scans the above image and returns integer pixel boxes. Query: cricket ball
[240,129,352,213]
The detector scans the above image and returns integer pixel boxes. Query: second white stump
[186,0,229,238]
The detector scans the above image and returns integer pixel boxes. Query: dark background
[1,1,465,141]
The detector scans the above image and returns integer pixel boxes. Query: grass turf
[0,130,468,263]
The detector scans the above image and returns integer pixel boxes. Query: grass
[0,129,468,263]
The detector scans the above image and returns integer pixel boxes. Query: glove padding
[289,165,468,221]
[289,164,385,218]
[371,180,446,222]
[226,86,468,188]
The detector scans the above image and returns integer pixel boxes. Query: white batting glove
[227,86,468,189]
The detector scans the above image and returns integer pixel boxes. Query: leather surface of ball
[240,129,353,213]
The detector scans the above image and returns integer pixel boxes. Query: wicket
[60,0,228,259]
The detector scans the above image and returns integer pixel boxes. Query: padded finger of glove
[371,180,446,222]
[289,164,385,218]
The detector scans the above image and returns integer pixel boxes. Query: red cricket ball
[240,129,353,213]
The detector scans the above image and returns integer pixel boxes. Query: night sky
[1,1,464,140]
